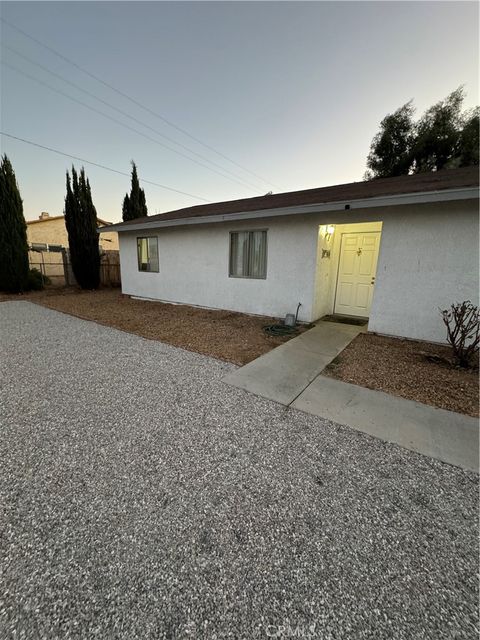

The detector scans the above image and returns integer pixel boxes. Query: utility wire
[0,16,279,189]
[0,131,211,202]
[3,61,259,193]
[3,44,264,192]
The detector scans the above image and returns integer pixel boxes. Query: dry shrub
[440,301,479,368]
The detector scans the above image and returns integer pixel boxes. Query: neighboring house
[100,167,479,344]
[27,212,120,286]
[27,212,119,252]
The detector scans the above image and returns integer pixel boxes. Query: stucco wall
[27,216,119,251]
[118,198,478,341]
[119,216,319,322]
[368,200,479,343]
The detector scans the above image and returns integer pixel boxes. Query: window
[47,244,64,253]
[229,230,267,279]
[30,243,48,252]
[137,237,159,272]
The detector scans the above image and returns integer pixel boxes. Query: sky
[0,1,478,223]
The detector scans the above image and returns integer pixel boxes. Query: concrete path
[223,320,363,405]
[293,377,479,473]
[224,320,479,472]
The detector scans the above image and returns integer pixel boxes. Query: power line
[0,131,211,202]
[3,61,260,193]
[3,44,265,192]
[0,16,279,189]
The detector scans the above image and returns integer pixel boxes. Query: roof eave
[97,186,479,234]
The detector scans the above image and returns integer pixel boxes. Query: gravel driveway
[1,301,477,640]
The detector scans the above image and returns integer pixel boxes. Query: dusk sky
[1,1,478,223]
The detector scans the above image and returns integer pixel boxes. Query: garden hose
[263,303,303,337]
[263,324,299,336]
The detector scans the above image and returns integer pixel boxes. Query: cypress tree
[0,155,29,292]
[64,166,100,289]
[122,193,130,221]
[122,161,148,221]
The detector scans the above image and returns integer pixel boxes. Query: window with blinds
[229,230,267,279]
[137,237,159,272]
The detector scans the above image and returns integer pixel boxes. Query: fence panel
[28,249,121,287]
[100,250,121,286]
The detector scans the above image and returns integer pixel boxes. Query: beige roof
[27,215,114,226]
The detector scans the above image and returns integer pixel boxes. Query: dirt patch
[1,288,307,365]
[323,332,478,417]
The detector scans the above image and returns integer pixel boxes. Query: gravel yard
[324,332,479,417]
[0,301,478,639]
[0,288,305,365]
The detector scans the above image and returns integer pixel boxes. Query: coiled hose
[263,302,302,336]
[263,324,299,336]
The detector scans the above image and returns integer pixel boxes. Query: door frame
[333,230,381,318]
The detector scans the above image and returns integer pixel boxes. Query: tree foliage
[366,102,415,178]
[457,107,480,168]
[64,166,100,289]
[0,155,29,292]
[122,162,148,221]
[412,88,464,173]
[366,88,479,178]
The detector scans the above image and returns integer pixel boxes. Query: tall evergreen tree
[122,161,148,221]
[0,155,29,292]
[64,166,100,289]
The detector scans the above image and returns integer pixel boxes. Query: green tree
[411,88,464,173]
[122,161,148,221]
[64,166,100,289]
[366,87,479,178]
[457,107,479,168]
[0,155,29,292]
[366,102,415,179]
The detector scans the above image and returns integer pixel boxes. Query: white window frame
[229,229,268,279]
[137,236,159,273]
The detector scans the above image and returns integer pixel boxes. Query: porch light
[325,225,335,241]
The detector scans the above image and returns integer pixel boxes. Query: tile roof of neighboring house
[104,166,479,231]
[27,215,114,226]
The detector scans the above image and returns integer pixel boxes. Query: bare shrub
[440,301,480,368]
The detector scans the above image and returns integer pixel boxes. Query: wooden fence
[29,248,121,287]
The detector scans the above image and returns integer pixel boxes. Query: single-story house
[101,167,479,344]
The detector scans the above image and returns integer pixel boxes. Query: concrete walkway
[293,377,479,472]
[224,321,479,472]
[223,320,363,405]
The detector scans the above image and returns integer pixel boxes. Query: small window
[137,237,159,272]
[229,230,267,279]
[30,243,48,252]
[47,244,64,253]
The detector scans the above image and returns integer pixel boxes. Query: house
[100,167,479,344]
[27,212,120,286]
[27,212,119,251]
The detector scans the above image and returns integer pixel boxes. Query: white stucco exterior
[119,215,320,322]
[117,196,479,344]
[368,200,479,343]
